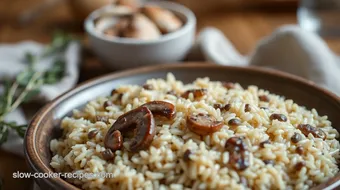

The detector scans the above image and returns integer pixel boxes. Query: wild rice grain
[259,140,271,148]
[295,162,306,171]
[228,119,242,127]
[259,95,270,102]
[183,150,192,162]
[101,149,114,160]
[270,114,287,122]
[296,146,304,155]
[103,100,113,109]
[222,82,235,89]
[263,160,275,165]
[245,104,251,112]
[291,133,302,143]
[88,130,98,139]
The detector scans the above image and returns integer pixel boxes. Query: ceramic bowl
[84,1,196,70]
[25,64,340,189]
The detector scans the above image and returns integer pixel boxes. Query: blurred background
[1,0,339,70]
[1,0,340,57]
[1,0,340,52]
[0,0,339,189]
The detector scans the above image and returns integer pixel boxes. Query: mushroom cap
[225,137,250,171]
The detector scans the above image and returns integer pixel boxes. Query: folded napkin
[0,41,81,156]
[192,25,340,96]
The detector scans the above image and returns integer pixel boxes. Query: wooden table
[1,0,339,189]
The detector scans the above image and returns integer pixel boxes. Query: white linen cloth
[1,25,340,159]
[194,25,340,95]
[0,41,81,156]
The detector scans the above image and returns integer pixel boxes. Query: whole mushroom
[141,5,183,34]
[122,13,161,40]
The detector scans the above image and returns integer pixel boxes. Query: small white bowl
[84,1,196,70]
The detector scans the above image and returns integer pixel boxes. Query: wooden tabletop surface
[1,0,339,189]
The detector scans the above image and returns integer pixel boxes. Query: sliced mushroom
[297,124,326,140]
[225,137,250,171]
[104,130,123,151]
[186,113,223,135]
[105,106,155,152]
[141,101,176,119]
[181,89,207,99]
[225,137,248,152]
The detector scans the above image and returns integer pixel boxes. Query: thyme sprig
[0,32,74,145]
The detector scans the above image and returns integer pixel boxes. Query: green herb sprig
[0,31,74,145]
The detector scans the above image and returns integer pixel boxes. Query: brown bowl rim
[24,63,340,189]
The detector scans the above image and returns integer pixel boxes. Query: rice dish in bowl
[50,73,339,190]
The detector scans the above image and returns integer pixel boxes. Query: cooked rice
[50,73,339,190]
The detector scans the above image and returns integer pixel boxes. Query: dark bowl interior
[24,63,340,190]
